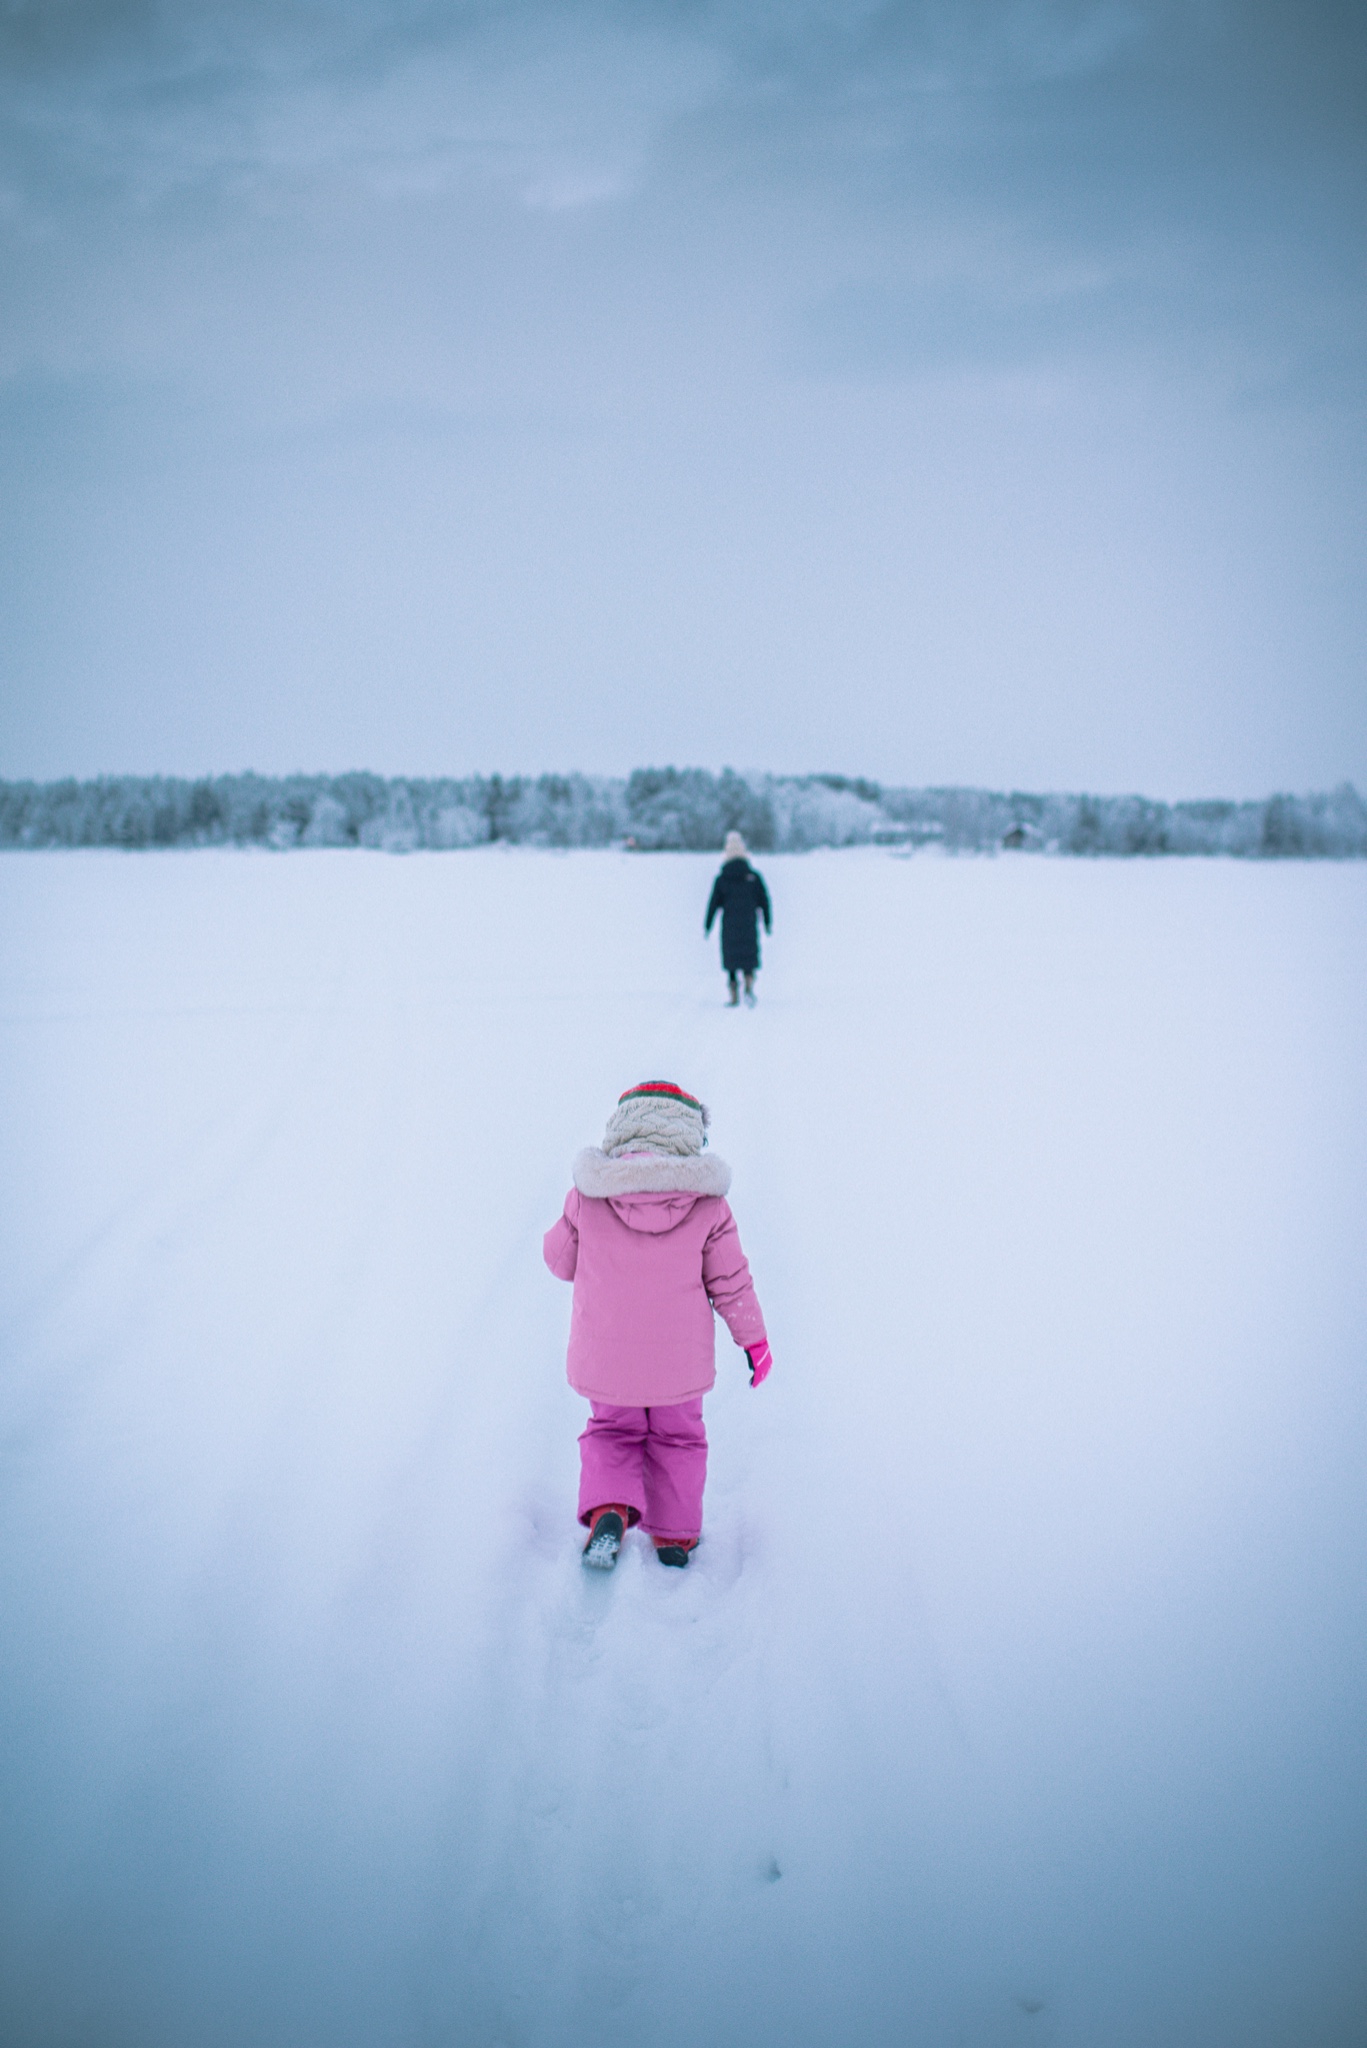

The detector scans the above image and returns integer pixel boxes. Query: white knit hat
[723,830,747,858]
[602,1081,710,1157]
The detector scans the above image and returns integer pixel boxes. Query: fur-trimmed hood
[573,1146,732,1200]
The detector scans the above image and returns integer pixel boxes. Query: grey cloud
[0,5,1281,200]
[2,3,1361,270]
[788,228,1367,396]
[0,2,725,210]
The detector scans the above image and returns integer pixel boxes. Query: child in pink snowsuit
[543,1081,772,1569]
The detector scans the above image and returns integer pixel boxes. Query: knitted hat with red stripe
[603,1080,710,1158]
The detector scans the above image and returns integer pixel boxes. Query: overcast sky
[1,1,1363,795]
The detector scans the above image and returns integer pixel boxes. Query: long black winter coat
[705,858,772,973]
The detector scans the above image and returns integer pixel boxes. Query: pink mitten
[746,1340,773,1388]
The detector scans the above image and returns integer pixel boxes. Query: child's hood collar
[572,1147,732,1200]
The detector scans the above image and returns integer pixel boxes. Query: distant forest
[2,770,1364,858]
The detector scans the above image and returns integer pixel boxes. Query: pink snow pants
[577,1400,707,1543]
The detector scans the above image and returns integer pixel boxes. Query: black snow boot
[582,1509,626,1570]
[653,1538,698,1569]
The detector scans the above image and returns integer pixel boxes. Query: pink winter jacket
[543,1146,767,1406]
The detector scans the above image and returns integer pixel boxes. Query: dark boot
[653,1537,698,1569]
[743,972,756,1007]
[726,974,740,1006]
[582,1507,627,1570]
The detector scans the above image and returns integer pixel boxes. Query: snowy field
[2,845,1366,2048]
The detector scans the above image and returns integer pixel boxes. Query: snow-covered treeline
[1,768,1365,858]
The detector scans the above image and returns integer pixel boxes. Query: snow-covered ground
[2,846,1365,2048]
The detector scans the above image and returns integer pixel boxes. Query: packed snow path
[2,847,1366,2048]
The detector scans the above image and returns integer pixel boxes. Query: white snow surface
[2,846,1366,2048]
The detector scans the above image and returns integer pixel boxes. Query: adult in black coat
[705,831,772,1006]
